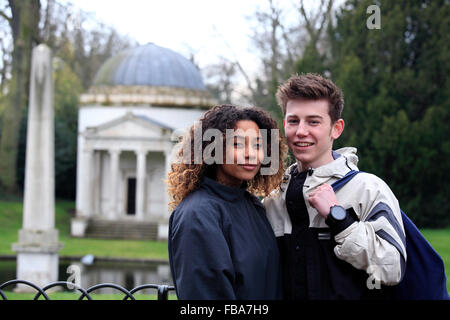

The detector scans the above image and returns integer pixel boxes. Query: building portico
[71,108,205,240]
[71,42,214,241]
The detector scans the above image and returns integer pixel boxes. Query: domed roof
[93,43,206,90]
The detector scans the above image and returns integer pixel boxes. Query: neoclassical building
[71,43,215,240]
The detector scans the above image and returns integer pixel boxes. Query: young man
[264,73,406,299]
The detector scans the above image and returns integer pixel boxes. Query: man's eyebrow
[306,115,324,120]
[285,114,324,119]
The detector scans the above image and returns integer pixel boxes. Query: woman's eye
[234,142,244,148]
[254,143,262,149]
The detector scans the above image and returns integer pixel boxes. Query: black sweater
[168,177,283,300]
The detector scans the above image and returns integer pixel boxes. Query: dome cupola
[81,43,214,108]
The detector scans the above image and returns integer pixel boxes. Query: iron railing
[0,279,175,300]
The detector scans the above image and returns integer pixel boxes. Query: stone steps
[85,220,159,240]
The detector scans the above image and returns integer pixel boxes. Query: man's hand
[307,183,338,218]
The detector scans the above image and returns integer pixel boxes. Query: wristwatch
[327,205,347,222]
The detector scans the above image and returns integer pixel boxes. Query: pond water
[0,257,173,295]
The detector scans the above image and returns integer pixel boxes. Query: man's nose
[296,122,308,136]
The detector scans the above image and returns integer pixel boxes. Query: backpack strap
[331,169,449,299]
[331,170,361,192]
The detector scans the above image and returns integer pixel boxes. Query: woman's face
[216,120,264,186]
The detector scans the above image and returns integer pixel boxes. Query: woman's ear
[332,119,345,140]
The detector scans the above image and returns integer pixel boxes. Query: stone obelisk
[12,44,63,291]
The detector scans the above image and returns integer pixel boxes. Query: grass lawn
[0,200,449,297]
[420,228,450,291]
[0,200,169,260]
[0,200,173,300]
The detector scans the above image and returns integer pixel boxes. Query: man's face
[284,99,344,171]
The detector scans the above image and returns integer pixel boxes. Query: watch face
[331,206,347,221]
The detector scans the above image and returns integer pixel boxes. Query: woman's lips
[240,164,258,171]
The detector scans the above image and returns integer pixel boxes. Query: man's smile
[293,141,315,148]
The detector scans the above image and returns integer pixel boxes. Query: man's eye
[254,143,262,149]
[309,121,320,125]
[234,142,244,148]
[287,119,298,124]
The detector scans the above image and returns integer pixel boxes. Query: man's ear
[332,119,345,139]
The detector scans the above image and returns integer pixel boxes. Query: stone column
[12,44,63,291]
[82,148,93,218]
[135,150,147,221]
[71,146,92,237]
[93,151,101,216]
[158,148,172,241]
[109,149,121,220]
[164,148,172,219]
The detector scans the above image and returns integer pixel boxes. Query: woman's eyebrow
[232,135,263,143]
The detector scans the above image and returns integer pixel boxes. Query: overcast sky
[61,0,306,79]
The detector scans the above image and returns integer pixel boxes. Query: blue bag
[331,170,449,300]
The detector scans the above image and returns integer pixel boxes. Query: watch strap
[325,207,358,235]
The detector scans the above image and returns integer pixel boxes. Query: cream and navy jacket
[264,147,406,296]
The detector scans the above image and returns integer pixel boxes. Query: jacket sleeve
[169,203,236,299]
[263,190,292,237]
[328,174,407,286]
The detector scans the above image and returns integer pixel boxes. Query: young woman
[167,104,287,299]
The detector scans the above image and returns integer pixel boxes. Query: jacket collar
[312,147,359,178]
[201,176,248,202]
[280,147,359,195]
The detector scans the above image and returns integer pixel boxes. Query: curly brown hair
[167,104,287,210]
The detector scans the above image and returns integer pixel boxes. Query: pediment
[84,112,171,139]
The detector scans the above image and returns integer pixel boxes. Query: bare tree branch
[278,22,295,72]
[0,9,12,24]
[211,24,256,96]
[298,0,334,49]
[317,0,334,36]
[299,0,315,39]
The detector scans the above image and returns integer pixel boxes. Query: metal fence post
[157,285,169,300]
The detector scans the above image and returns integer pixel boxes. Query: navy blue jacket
[168,177,283,300]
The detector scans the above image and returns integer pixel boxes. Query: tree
[245,0,335,123]
[54,58,81,198]
[0,0,40,192]
[295,0,334,75]
[38,0,134,90]
[246,0,296,120]
[204,57,238,104]
[0,0,134,196]
[328,0,450,227]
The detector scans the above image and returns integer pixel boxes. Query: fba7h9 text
[179,304,269,317]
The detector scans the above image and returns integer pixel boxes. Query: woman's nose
[245,143,259,163]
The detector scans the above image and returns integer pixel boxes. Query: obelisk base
[12,229,63,293]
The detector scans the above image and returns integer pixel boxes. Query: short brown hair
[276,73,344,123]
